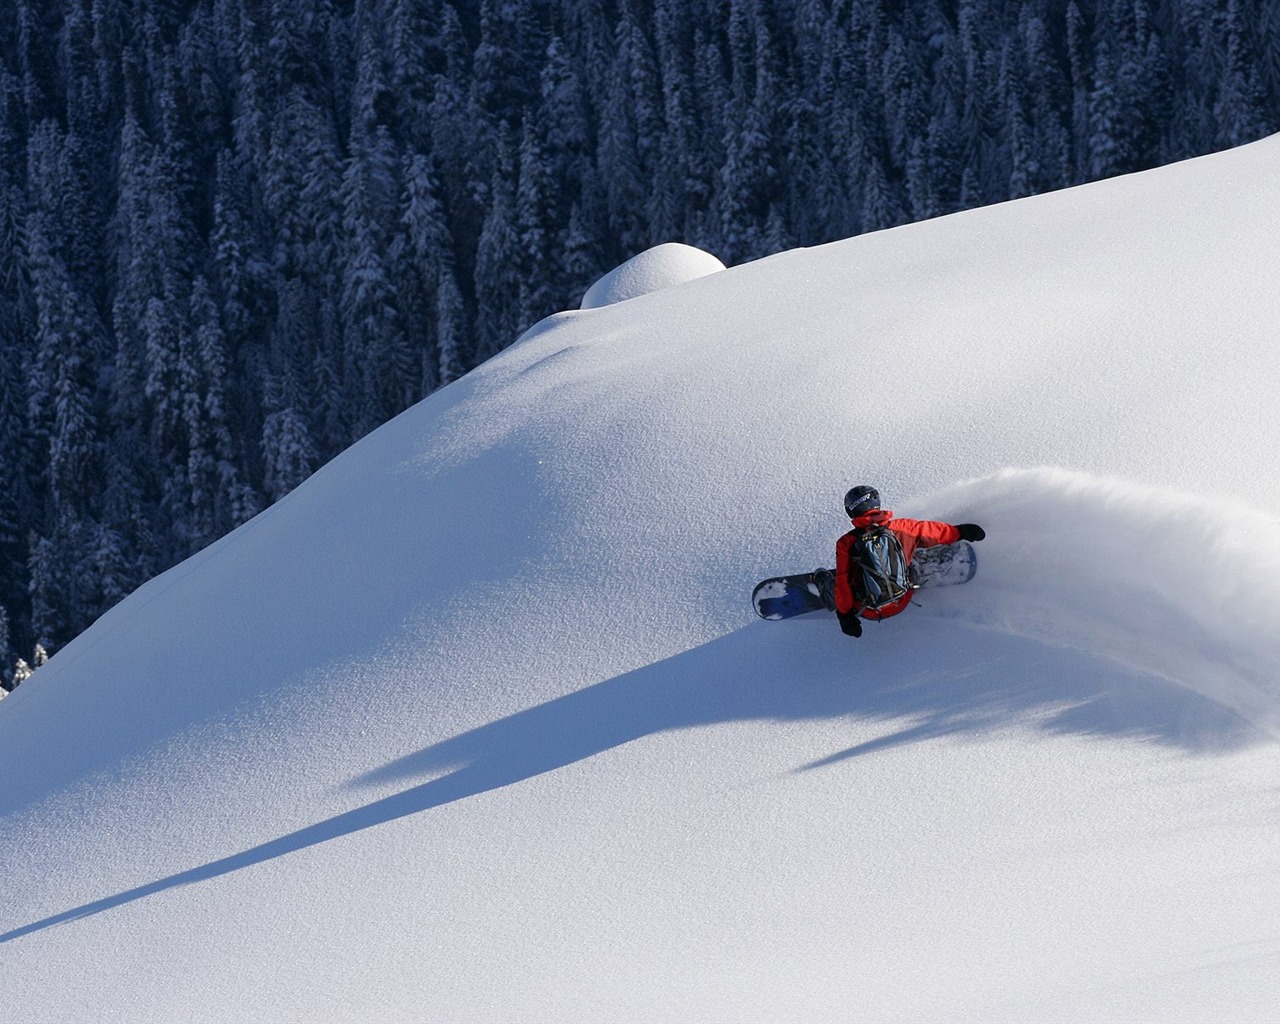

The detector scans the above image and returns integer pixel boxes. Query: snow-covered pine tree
[388,0,435,152]
[597,14,649,262]
[340,26,412,440]
[516,114,560,331]
[262,403,319,502]
[1214,0,1270,148]
[0,199,31,657]
[539,35,592,216]
[472,0,545,121]
[184,275,258,548]
[647,6,693,243]
[1018,4,1072,196]
[561,185,606,309]
[0,605,11,692]
[1001,38,1035,200]
[435,262,467,387]
[1087,34,1125,179]
[212,152,269,349]
[473,132,524,363]
[396,152,447,395]
[24,210,103,538]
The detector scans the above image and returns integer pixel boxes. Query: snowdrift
[579,241,725,308]
[4,135,1280,1022]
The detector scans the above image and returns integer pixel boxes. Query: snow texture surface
[4,136,1280,1022]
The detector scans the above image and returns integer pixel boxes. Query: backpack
[848,526,916,611]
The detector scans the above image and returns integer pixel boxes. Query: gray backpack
[849,526,915,610]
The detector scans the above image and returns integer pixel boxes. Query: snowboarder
[820,485,986,637]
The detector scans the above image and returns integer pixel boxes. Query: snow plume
[920,467,1280,737]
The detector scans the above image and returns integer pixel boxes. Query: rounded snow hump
[580,242,726,309]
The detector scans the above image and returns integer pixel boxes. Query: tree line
[1,0,1277,687]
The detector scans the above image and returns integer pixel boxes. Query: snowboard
[752,540,978,620]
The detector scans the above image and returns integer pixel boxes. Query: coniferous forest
[1,0,1278,687]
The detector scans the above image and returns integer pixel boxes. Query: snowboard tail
[752,540,977,620]
[751,572,830,620]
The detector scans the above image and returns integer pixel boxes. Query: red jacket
[835,510,961,621]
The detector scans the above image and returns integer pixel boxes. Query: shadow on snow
[0,616,1262,943]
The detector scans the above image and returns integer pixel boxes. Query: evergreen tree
[858,137,903,233]
[24,212,103,521]
[88,518,135,616]
[1001,39,1035,199]
[0,602,11,692]
[396,152,443,395]
[0,213,31,653]
[294,93,346,285]
[473,133,524,362]
[516,114,560,329]
[1064,1,1092,180]
[1088,35,1127,178]
[472,0,545,121]
[262,404,319,501]
[340,152,407,438]
[718,94,776,262]
[617,1,665,217]
[388,0,435,151]
[539,33,592,194]
[183,275,258,548]
[435,261,467,386]
[1215,0,1269,148]
[561,181,607,308]
[340,28,413,439]
[649,5,695,241]
[211,150,270,354]
[598,17,650,259]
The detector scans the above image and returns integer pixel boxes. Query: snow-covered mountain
[4,134,1280,1022]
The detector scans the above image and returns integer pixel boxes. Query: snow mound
[579,242,726,308]
[919,467,1280,735]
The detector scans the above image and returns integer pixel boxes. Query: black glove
[838,611,863,638]
[956,523,986,542]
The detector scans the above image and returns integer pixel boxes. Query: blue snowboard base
[752,540,978,621]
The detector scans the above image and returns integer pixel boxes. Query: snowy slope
[4,135,1280,1022]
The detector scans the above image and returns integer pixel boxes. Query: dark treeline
[1,0,1278,686]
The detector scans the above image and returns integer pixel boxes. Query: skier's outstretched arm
[893,519,986,547]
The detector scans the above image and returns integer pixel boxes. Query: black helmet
[844,485,880,519]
